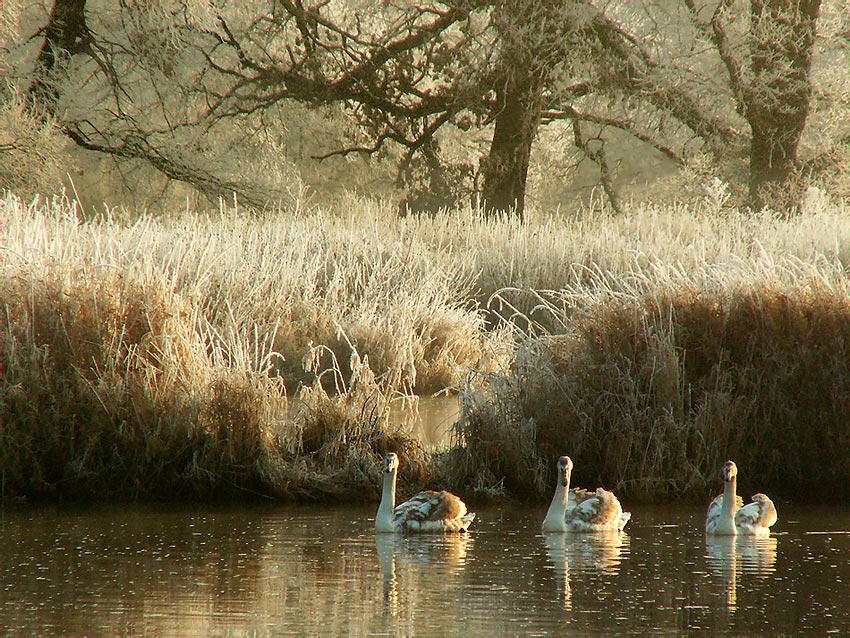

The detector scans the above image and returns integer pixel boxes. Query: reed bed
[2,189,850,502]
[0,192,473,500]
[447,250,850,503]
[0,193,500,395]
[407,196,850,333]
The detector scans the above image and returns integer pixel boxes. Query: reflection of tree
[543,531,630,611]
[705,535,778,617]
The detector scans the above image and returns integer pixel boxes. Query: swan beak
[385,453,399,473]
[558,456,573,487]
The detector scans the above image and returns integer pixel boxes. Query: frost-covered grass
[2,189,849,502]
[442,195,850,503]
[0,192,473,500]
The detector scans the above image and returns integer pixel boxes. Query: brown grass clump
[0,193,477,502]
[450,280,850,503]
[0,260,425,502]
[0,261,284,500]
[287,346,432,500]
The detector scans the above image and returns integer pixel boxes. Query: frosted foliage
[0,3,20,45]
[183,0,218,30]
[0,91,66,198]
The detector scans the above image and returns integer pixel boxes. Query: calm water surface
[1,502,849,636]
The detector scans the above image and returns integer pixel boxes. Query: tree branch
[573,120,623,214]
[682,0,747,116]
[541,107,684,164]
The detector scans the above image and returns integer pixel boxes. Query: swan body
[375,453,475,533]
[542,456,631,533]
[705,461,777,536]
[705,492,744,535]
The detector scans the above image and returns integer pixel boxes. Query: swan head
[384,452,400,475]
[721,460,738,483]
[557,456,574,487]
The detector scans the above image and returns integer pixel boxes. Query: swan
[542,456,631,533]
[705,460,778,536]
[375,452,475,533]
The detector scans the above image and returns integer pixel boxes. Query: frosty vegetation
[1,190,849,502]
[0,1,849,502]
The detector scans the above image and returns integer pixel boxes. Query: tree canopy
[4,0,848,214]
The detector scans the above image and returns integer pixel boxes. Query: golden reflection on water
[2,504,850,636]
[705,534,778,616]
[543,531,630,611]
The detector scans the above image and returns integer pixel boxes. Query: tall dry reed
[449,258,850,503]
[3,188,850,502]
[0,192,464,500]
[0,193,501,395]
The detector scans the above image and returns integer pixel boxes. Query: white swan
[375,452,475,533]
[705,460,778,536]
[542,456,631,532]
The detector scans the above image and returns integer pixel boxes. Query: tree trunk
[481,65,544,219]
[746,0,821,210]
[28,0,89,113]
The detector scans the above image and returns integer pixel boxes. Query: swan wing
[567,487,596,512]
[705,494,723,532]
[567,488,625,531]
[705,493,744,533]
[735,493,778,534]
[393,490,473,532]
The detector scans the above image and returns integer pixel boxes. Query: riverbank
[1,191,849,502]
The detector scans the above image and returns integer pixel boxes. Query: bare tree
[686,0,824,209]
[11,0,844,214]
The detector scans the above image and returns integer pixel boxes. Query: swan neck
[542,476,569,532]
[723,475,738,511]
[376,469,397,531]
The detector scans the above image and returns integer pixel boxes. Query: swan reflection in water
[543,531,630,610]
[375,532,471,616]
[705,534,778,614]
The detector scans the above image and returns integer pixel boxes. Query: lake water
[1,502,849,636]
